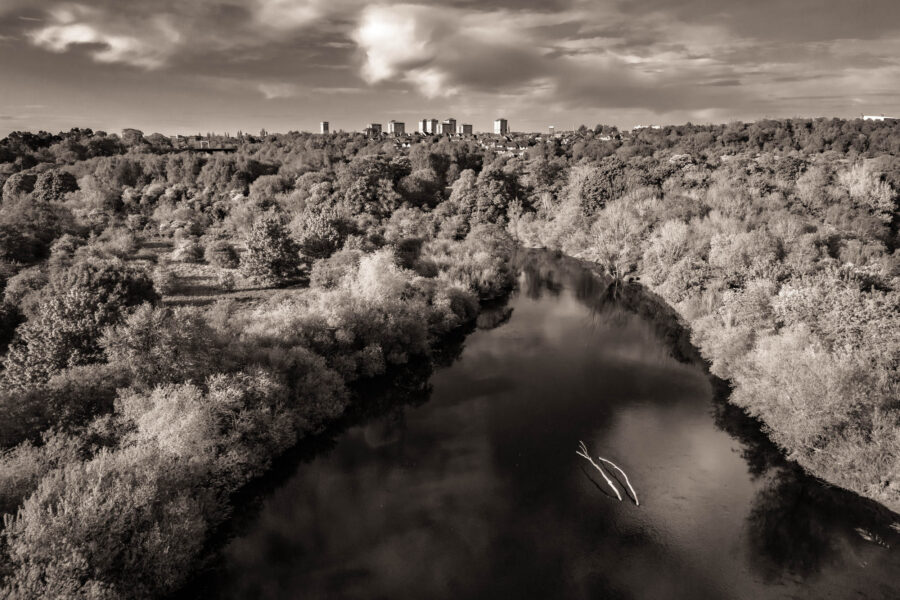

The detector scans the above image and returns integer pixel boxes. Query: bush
[0,363,130,448]
[204,239,239,268]
[423,224,515,299]
[170,238,203,263]
[2,445,214,599]
[290,207,344,259]
[3,266,48,318]
[102,304,218,386]
[0,431,87,516]
[308,248,362,289]
[216,270,236,291]
[117,370,295,486]
[151,266,178,295]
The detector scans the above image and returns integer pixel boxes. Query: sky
[1,0,899,136]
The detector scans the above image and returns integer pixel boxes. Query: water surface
[197,251,900,599]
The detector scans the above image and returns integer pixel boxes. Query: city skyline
[2,1,900,137]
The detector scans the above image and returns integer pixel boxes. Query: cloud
[352,4,573,98]
[348,3,752,113]
[258,82,304,99]
[2,0,900,129]
[19,1,361,71]
[27,4,180,68]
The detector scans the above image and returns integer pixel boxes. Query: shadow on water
[176,304,510,598]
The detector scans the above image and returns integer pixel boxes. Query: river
[187,250,900,599]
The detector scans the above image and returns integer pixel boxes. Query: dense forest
[0,118,897,598]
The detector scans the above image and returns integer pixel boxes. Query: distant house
[863,115,895,121]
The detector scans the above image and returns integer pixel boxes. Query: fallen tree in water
[577,441,640,506]
[599,457,639,506]
[576,441,622,502]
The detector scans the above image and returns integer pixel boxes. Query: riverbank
[550,246,900,514]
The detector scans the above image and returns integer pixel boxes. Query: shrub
[151,266,178,295]
[32,170,78,203]
[216,270,236,291]
[3,266,48,318]
[204,239,239,268]
[0,363,130,446]
[308,248,362,289]
[423,224,515,299]
[2,445,214,598]
[0,431,87,516]
[102,304,218,386]
[170,238,203,263]
[117,370,295,486]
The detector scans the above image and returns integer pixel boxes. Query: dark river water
[192,251,900,600]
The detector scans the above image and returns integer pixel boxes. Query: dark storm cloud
[0,0,899,133]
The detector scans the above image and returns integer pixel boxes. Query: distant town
[164,113,896,155]
[165,116,631,155]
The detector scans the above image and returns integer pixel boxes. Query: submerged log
[576,441,622,501]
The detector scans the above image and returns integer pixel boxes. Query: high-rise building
[320,121,329,134]
[427,118,439,134]
[440,118,457,135]
[548,125,555,135]
[494,118,508,135]
[458,123,473,135]
[366,123,382,137]
[388,120,405,135]
[418,119,429,134]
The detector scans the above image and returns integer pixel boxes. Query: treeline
[0,117,897,597]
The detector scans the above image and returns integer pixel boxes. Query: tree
[0,172,36,202]
[102,304,218,386]
[472,164,519,225]
[290,207,345,260]
[585,198,646,283]
[565,158,626,215]
[0,224,42,265]
[240,214,301,285]
[32,170,78,203]
[2,259,157,388]
[120,128,145,148]
[2,445,213,599]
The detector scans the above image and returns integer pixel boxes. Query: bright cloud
[28,4,179,68]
